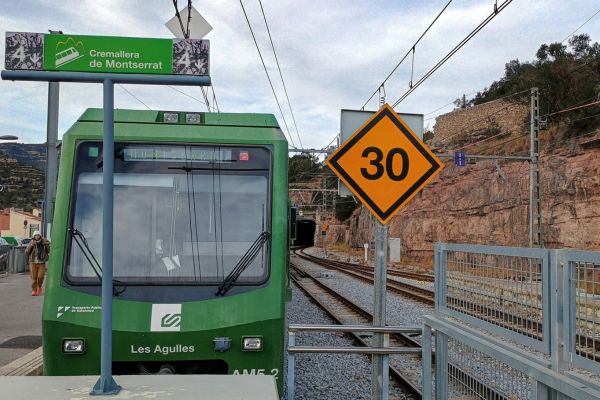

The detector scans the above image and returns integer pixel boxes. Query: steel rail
[295,249,435,304]
[290,263,424,398]
[296,249,600,362]
[291,262,509,400]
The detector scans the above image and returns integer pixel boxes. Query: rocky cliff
[338,99,600,264]
[344,143,599,263]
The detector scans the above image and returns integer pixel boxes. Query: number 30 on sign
[326,104,443,225]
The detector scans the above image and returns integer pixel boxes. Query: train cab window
[66,142,271,286]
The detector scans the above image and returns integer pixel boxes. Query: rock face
[340,96,600,263]
[430,99,529,150]
[345,145,600,262]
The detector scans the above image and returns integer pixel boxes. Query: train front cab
[42,109,289,393]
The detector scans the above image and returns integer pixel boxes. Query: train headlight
[62,339,85,354]
[163,112,179,123]
[213,337,232,352]
[185,113,202,124]
[242,336,263,351]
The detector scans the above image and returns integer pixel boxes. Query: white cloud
[0,0,599,147]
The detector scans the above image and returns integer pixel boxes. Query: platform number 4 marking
[5,32,44,71]
[326,104,444,225]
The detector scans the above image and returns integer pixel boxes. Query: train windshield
[66,142,271,285]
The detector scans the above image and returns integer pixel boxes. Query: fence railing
[423,316,600,400]
[435,243,550,353]
[559,250,600,374]
[286,324,422,400]
[428,243,600,399]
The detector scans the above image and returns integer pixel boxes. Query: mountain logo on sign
[54,37,84,67]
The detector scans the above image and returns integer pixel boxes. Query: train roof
[62,108,287,144]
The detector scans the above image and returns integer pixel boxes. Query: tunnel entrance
[294,219,316,247]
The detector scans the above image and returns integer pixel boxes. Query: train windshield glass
[67,142,271,285]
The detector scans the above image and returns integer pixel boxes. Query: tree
[288,154,321,183]
[466,33,600,134]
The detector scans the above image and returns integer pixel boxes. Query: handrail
[286,324,422,400]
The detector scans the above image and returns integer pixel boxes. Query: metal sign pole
[372,220,388,400]
[91,79,121,395]
[42,81,59,238]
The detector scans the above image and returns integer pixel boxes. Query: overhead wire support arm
[392,0,514,108]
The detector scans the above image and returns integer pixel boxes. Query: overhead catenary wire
[424,91,478,118]
[210,85,220,112]
[258,0,303,148]
[324,133,339,149]
[392,0,515,108]
[168,85,217,111]
[361,0,454,109]
[546,98,600,117]
[239,0,296,147]
[117,84,152,110]
[186,0,193,38]
[561,6,600,43]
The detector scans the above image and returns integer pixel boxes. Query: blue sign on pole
[454,151,466,167]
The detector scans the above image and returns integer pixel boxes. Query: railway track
[295,249,435,305]
[296,248,600,363]
[291,262,511,400]
[290,263,423,399]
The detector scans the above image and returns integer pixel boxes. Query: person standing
[25,230,50,296]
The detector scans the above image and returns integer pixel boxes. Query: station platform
[0,273,43,368]
[0,375,279,399]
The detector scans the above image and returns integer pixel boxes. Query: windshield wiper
[69,228,126,296]
[215,231,271,296]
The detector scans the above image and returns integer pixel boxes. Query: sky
[0,0,599,148]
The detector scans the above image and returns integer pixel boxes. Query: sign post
[326,104,443,400]
[3,31,211,396]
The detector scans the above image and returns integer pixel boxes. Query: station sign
[4,32,209,76]
[326,104,444,225]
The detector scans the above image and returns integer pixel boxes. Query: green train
[42,108,289,391]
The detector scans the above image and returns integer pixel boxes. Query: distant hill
[0,143,46,170]
[0,144,45,211]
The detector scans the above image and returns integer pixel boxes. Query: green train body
[42,109,289,392]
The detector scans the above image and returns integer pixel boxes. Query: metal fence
[559,250,600,374]
[435,243,550,352]
[286,324,422,400]
[423,316,595,400]
[426,243,600,400]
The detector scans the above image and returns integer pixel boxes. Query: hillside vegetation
[464,34,600,134]
[0,151,44,211]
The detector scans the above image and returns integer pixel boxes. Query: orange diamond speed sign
[326,104,444,225]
